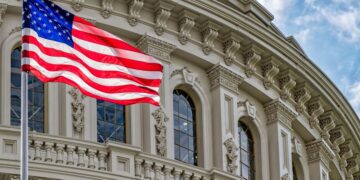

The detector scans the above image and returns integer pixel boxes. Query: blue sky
[257,0,360,117]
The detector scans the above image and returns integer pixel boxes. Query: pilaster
[306,139,335,180]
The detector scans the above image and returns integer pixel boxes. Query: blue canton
[23,0,75,47]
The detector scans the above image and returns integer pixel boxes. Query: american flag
[22,0,162,106]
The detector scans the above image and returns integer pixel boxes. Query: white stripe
[72,23,162,65]
[23,58,160,102]
[22,28,163,80]
[22,44,159,92]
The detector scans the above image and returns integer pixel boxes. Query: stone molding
[171,67,200,86]
[207,64,244,94]
[9,26,21,36]
[154,1,174,36]
[0,3,7,26]
[223,33,241,66]
[177,10,198,45]
[223,138,238,174]
[68,87,85,137]
[306,139,335,169]
[152,107,169,157]
[237,100,256,120]
[137,35,176,62]
[127,0,144,26]
[264,100,297,129]
[72,0,84,12]
[100,0,114,19]
[318,111,336,141]
[307,96,325,129]
[261,56,280,90]
[278,69,296,101]
[201,21,220,55]
[293,82,311,113]
[243,44,262,77]
[329,125,346,153]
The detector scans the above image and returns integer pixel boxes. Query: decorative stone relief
[278,69,296,101]
[307,96,324,129]
[152,107,169,156]
[264,100,297,129]
[329,125,346,153]
[292,137,302,157]
[339,140,353,170]
[177,10,198,45]
[346,155,359,179]
[318,111,336,141]
[207,64,244,94]
[306,140,335,169]
[281,174,290,180]
[127,0,144,26]
[72,0,84,12]
[171,67,200,86]
[101,0,114,18]
[243,45,262,77]
[0,3,8,26]
[237,100,256,120]
[137,35,176,62]
[354,173,360,180]
[201,21,220,55]
[293,82,311,113]
[261,56,280,90]
[154,1,174,36]
[223,33,241,66]
[9,26,21,35]
[224,138,238,173]
[68,87,85,136]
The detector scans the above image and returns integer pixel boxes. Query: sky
[257,0,360,118]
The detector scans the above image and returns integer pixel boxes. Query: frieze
[100,0,114,19]
[318,111,336,141]
[278,69,296,101]
[261,56,280,90]
[306,139,335,169]
[264,100,297,129]
[177,10,198,45]
[137,35,176,62]
[154,1,174,36]
[201,21,220,55]
[224,138,238,174]
[128,0,144,26]
[293,82,311,113]
[207,64,244,94]
[223,33,241,66]
[152,107,169,156]
[243,44,262,77]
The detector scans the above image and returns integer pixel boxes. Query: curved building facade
[0,0,359,179]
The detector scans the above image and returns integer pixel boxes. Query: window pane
[239,122,255,180]
[180,132,189,148]
[242,165,249,179]
[180,147,189,162]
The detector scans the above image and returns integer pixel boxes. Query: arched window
[238,122,255,180]
[11,47,45,132]
[173,89,197,165]
[97,100,126,143]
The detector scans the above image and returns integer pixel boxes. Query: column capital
[264,100,297,129]
[137,35,176,63]
[306,139,335,169]
[207,64,244,94]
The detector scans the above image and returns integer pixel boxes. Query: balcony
[0,126,239,180]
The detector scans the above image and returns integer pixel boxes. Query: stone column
[137,35,176,156]
[264,100,297,180]
[207,64,244,174]
[306,139,335,180]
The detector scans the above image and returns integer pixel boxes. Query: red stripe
[72,28,143,54]
[73,16,94,26]
[73,42,163,72]
[23,50,159,95]
[22,35,161,87]
[22,65,159,106]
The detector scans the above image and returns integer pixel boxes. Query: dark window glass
[11,47,45,132]
[173,89,197,165]
[97,100,125,143]
[239,122,255,180]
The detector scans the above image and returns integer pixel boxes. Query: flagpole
[20,68,29,180]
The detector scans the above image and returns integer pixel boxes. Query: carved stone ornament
[307,96,324,129]
[137,35,176,62]
[68,87,85,135]
[264,100,297,129]
[243,45,262,77]
[329,125,346,153]
[0,3,8,26]
[306,139,335,169]
[223,33,241,66]
[261,56,280,90]
[9,26,21,35]
[281,173,290,180]
[177,10,198,45]
[318,111,336,141]
[346,155,359,178]
[293,82,311,113]
[154,1,174,36]
[201,21,220,55]
[72,0,84,12]
[292,137,302,157]
[127,0,144,26]
[237,100,256,120]
[224,138,238,173]
[171,67,200,85]
[101,0,114,18]
[339,140,353,170]
[152,107,169,156]
[207,64,244,94]
[278,69,296,101]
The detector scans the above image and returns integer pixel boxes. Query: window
[238,122,255,180]
[97,100,125,143]
[11,47,45,132]
[173,89,197,165]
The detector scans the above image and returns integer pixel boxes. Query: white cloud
[294,29,311,45]
[349,81,360,117]
[257,0,295,25]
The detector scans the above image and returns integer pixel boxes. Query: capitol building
[1,0,360,179]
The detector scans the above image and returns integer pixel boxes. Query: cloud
[257,0,295,25]
[294,29,311,45]
[349,81,360,116]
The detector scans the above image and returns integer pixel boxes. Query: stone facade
[0,0,359,180]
